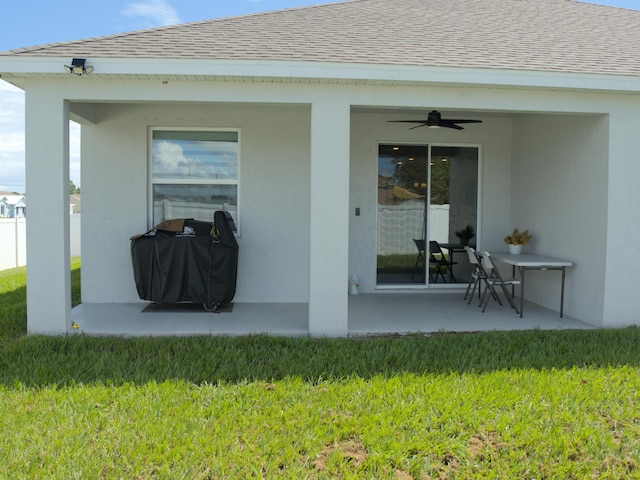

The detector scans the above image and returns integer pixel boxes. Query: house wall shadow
[1,327,639,388]
[0,285,27,339]
[0,262,80,340]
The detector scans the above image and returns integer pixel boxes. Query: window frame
[148,127,241,233]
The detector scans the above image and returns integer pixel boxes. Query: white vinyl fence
[154,200,237,225]
[377,203,450,256]
[0,217,26,270]
[0,214,81,271]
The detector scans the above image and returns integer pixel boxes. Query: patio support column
[308,96,350,337]
[25,87,71,334]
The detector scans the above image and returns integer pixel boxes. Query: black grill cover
[130,211,238,308]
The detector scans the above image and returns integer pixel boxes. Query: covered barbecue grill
[130,210,238,311]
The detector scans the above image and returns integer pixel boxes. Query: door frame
[374,141,483,290]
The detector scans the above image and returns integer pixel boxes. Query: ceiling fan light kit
[389,110,482,130]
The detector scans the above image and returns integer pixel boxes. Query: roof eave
[2,56,640,94]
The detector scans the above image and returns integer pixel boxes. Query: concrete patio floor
[70,291,595,337]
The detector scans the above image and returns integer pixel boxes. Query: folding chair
[411,239,426,281]
[479,251,520,314]
[429,240,457,283]
[463,246,485,303]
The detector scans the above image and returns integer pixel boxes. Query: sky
[1,0,639,193]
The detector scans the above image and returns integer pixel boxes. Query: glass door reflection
[376,144,429,285]
[376,144,478,286]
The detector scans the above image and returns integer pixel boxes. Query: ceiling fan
[389,110,482,130]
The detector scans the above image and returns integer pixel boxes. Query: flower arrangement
[504,228,532,245]
[455,224,475,246]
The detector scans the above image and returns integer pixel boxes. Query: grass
[1,262,640,478]
[377,253,449,276]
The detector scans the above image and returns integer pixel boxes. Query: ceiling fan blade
[388,120,431,124]
[389,110,481,131]
[440,122,464,130]
[443,119,482,124]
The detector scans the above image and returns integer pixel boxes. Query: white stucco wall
[81,102,311,304]
[511,113,609,325]
[602,99,640,327]
[24,85,71,334]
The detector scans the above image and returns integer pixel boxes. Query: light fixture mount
[64,58,93,76]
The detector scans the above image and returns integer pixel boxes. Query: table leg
[511,265,516,298]
[518,266,525,318]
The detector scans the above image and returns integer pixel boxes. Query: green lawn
[1,262,639,478]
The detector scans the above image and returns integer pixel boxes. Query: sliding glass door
[376,144,478,286]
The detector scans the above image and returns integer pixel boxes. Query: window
[150,129,239,230]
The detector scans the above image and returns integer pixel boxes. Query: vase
[508,244,522,255]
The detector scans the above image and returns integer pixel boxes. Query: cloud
[0,81,26,192]
[0,80,81,193]
[152,141,191,175]
[121,0,182,27]
[152,140,237,179]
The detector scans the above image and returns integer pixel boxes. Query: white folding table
[493,253,573,318]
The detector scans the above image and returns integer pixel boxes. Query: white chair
[463,246,485,303]
[480,251,521,314]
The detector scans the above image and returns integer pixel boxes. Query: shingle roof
[3,0,640,76]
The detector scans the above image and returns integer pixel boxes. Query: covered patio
[70,292,594,337]
[9,91,612,337]
[3,0,639,337]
